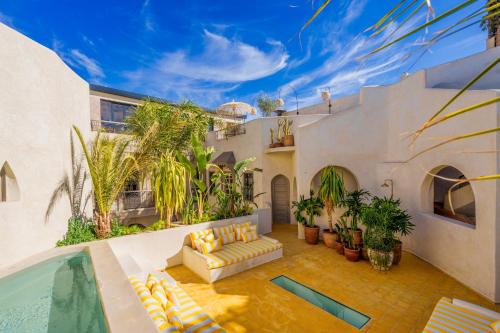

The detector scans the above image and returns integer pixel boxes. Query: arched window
[432,166,475,226]
[0,162,20,202]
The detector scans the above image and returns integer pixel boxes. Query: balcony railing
[121,190,154,210]
[91,119,127,133]
[215,124,246,140]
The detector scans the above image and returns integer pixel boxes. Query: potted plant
[342,189,370,247]
[339,217,360,262]
[385,197,414,265]
[281,118,294,146]
[275,120,284,147]
[293,191,324,244]
[318,166,346,249]
[334,223,345,255]
[269,128,276,148]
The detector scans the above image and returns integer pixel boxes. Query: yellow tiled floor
[167,224,500,333]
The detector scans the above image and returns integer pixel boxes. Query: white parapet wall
[0,23,91,268]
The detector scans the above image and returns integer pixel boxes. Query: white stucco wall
[0,23,91,268]
[209,51,500,301]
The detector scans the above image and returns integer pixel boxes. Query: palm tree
[45,133,90,222]
[176,133,218,221]
[73,126,138,238]
[318,166,346,232]
[151,151,187,228]
[341,189,371,232]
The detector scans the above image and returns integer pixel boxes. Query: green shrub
[56,217,97,246]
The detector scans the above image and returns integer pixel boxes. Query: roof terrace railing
[215,124,246,140]
[91,119,128,133]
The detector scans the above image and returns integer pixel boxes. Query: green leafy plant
[341,189,371,233]
[56,217,96,246]
[151,151,187,228]
[318,166,346,232]
[257,95,277,117]
[293,191,324,227]
[73,126,138,238]
[337,216,354,249]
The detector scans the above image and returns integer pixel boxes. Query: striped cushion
[242,229,259,243]
[165,301,183,330]
[200,238,223,255]
[189,229,214,248]
[423,297,496,333]
[204,238,283,269]
[492,321,500,332]
[129,276,172,331]
[152,282,168,310]
[173,284,226,332]
[213,225,234,238]
[146,273,160,292]
[161,279,181,307]
[233,222,251,241]
[194,233,215,252]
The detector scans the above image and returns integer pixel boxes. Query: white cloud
[123,29,288,106]
[51,38,105,81]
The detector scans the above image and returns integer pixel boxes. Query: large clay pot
[392,240,402,265]
[344,247,361,262]
[335,241,344,255]
[304,226,320,245]
[352,229,363,247]
[322,230,338,248]
[283,134,294,146]
[367,248,394,271]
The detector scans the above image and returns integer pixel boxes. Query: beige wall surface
[209,51,500,302]
[0,23,91,268]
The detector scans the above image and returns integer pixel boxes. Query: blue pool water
[271,275,370,329]
[0,251,108,333]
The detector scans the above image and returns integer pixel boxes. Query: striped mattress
[203,238,283,269]
[173,284,225,333]
[423,297,496,333]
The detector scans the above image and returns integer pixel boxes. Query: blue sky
[0,0,487,111]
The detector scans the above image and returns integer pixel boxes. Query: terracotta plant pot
[352,229,363,247]
[275,142,284,148]
[361,246,369,260]
[283,134,294,146]
[335,241,344,255]
[304,225,320,245]
[392,240,402,265]
[367,248,394,271]
[344,247,361,262]
[322,229,337,248]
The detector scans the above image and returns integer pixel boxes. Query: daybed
[183,222,283,283]
[423,297,500,333]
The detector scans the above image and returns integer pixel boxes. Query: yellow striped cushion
[146,273,159,292]
[491,320,500,332]
[190,229,214,248]
[213,225,234,238]
[165,301,183,330]
[161,279,181,307]
[129,276,172,331]
[233,222,251,240]
[200,238,223,254]
[152,282,168,310]
[219,231,236,245]
[242,229,259,243]
[173,285,226,332]
[204,238,283,269]
[423,297,496,333]
[194,233,215,252]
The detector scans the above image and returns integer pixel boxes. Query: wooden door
[271,175,290,224]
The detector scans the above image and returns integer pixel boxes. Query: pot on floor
[322,229,338,248]
[344,247,360,262]
[304,225,320,245]
[392,240,402,265]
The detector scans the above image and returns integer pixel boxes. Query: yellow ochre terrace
[1,1,500,333]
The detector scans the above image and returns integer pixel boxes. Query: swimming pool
[0,251,108,333]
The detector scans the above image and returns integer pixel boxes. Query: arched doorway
[271,175,290,224]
